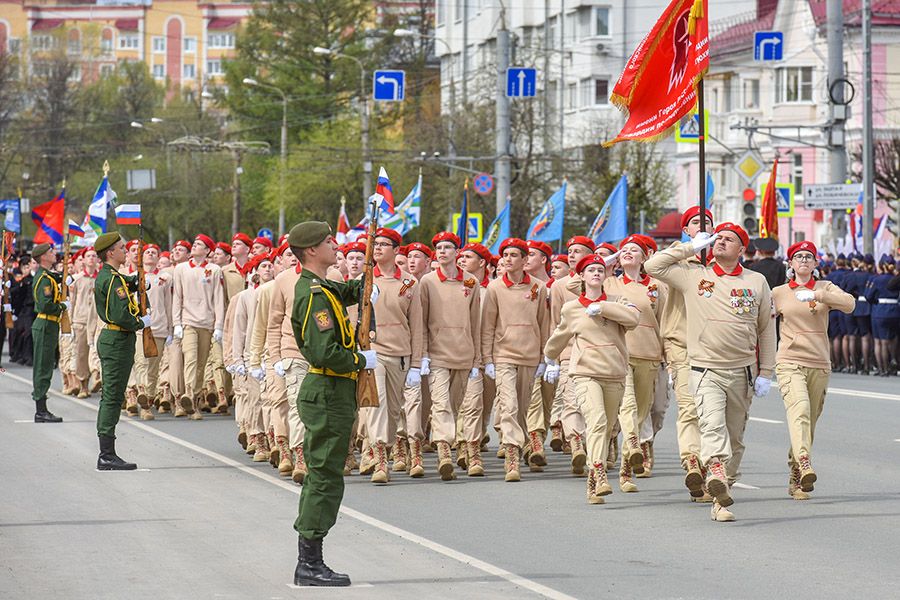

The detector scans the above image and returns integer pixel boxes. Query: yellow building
[0,1,250,92]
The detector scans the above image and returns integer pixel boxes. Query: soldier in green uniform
[289,221,378,587]
[31,243,66,423]
[93,232,152,470]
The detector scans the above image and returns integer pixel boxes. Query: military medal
[698,279,715,298]
[528,283,539,301]
[808,300,818,314]
[730,289,755,314]
[647,283,659,303]
[399,277,415,297]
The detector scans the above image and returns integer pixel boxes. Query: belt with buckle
[36,313,60,323]
[308,366,358,381]
[105,323,125,331]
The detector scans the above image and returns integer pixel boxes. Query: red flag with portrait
[605,0,709,146]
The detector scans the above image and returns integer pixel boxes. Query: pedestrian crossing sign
[452,212,483,243]
[675,109,710,144]
[760,181,795,217]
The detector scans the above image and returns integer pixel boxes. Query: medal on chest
[698,279,715,298]
[463,277,475,298]
[203,268,212,284]
[526,283,539,301]
[399,277,415,299]
[807,300,818,314]
[730,288,755,314]
[647,283,659,304]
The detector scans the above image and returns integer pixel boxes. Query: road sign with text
[803,183,863,209]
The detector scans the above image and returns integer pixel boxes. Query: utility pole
[827,0,847,242]
[559,1,565,153]
[461,0,468,106]
[862,0,875,254]
[495,12,511,215]
[542,0,550,155]
[232,150,242,236]
[279,93,287,237]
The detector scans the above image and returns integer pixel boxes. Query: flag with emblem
[380,170,422,236]
[484,199,510,254]
[588,175,628,244]
[527,181,566,242]
[31,186,65,245]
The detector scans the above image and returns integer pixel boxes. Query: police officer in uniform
[93,232,152,470]
[31,243,66,423]
[289,221,378,587]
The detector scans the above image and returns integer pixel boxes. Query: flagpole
[697,78,708,263]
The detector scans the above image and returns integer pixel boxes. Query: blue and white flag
[84,176,117,237]
[380,171,422,235]
[484,199,511,255]
[527,181,566,242]
[588,175,628,244]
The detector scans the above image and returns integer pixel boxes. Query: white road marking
[749,417,783,424]
[3,370,576,600]
[894,439,900,443]
[731,482,760,490]
[14,419,35,423]
[828,387,900,402]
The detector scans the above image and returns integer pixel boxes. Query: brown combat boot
[619,462,638,493]
[371,441,390,484]
[62,373,77,396]
[136,386,151,411]
[789,463,810,500]
[466,441,484,477]
[797,454,816,492]
[408,440,425,478]
[77,379,90,399]
[710,499,736,522]
[342,449,355,477]
[139,407,155,421]
[504,444,521,482]
[549,422,564,452]
[125,387,139,416]
[606,435,619,471]
[179,395,196,416]
[626,434,644,474]
[684,454,704,497]
[705,459,733,507]
[213,389,230,415]
[455,442,468,469]
[527,431,547,472]
[587,466,605,505]
[252,434,269,462]
[277,436,293,476]
[570,434,586,475]
[595,463,613,496]
[292,445,308,483]
[391,436,408,472]
[246,433,257,455]
[359,440,376,476]
[158,386,172,414]
[90,370,103,393]
[636,441,653,478]
[238,423,248,450]
[267,430,279,468]
[436,441,456,481]
[205,380,217,408]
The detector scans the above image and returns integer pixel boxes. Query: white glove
[250,367,265,382]
[543,363,561,385]
[405,367,421,387]
[236,363,247,377]
[274,360,285,378]
[484,363,495,379]
[225,363,235,374]
[691,232,719,252]
[61,300,71,312]
[370,284,380,304]
[603,251,620,266]
[212,328,223,343]
[61,332,74,340]
[11,314,17,322]
[535,363,547,379]
[585,302,603,317]
[4,280,10,289]
[795,290,816,303]
[469,367,480,379]
[173,325,184,339]
[145,275,153,287]
[140,314,152,329]
[753,376,772,398]
[362,349,378,369]
[65,275,75,286]
[2,303,10,312]
[165,334,173,346]
[420,356,431,376]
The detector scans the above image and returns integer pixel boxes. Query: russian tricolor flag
[114,204,141,225]
[67,220,85,238]
[375,167,395,214]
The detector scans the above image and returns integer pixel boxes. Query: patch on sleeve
[116,286,127,299]
[313,309,333,331]
[43,285,52,297]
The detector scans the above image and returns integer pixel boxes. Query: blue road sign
[754,31,783,61]
[257,227,273,241]
[506,67,536,98]
[373,70,405,101]
[473,172,494,197]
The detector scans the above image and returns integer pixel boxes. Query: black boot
[34,397,63,423]
[294,537,350,587]
[97,435,137,471]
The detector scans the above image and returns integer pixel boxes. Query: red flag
[605,0,708,146]
[760,158,780,240]
[31,189,65,245]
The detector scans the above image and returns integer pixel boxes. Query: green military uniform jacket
[32,266,65,317]
[94,263,145,332]
[291,268,365,373]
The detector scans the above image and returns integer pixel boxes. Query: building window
[579,77,591,107]
[595,7,611,37]
[455,0,463,22]
[152,36,166,53]
[567,82,577,109]
[207,33,235,49]
[68,64,81,82]
[30,34,55,52]
[67,31,81,55]
[594,78,609,105]
[206,60,223,76]
[549,16,558,50]
[100,30,113,53]
[436,0,445,26]
[152,64,165,79]
[776,67,813,103]
[184,37,196,53]
[792,153,803,195]
[183,63,196,79]
[118,33,140,50]
[9,38,21,54]
[547,80,558,112]
[742,78,759,108]
[522,26,532,49]
[100,64,114,77]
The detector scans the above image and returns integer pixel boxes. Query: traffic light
[742,188,758,236]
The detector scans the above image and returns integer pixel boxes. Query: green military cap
[94,232,123,254]
[289,221,333,249]
[31,243,52,259]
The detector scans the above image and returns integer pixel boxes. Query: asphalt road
[1,362,898,599]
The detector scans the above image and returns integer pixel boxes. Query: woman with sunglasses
[773,241,854,500]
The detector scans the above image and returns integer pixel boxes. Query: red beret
[566,236,596,251]
[244,253,268,273]
[195,234,215,252]
[232,233,252,248]
[253,236,273,249]
[406,242,433,259]
[174,240,191,251]
[397,245,409,257]
[375,228,402,246]
[462,242,492,262]
[490,255,500,267]
[160,251,171,259]
[215,242,232,255]
[526,240,553,258]
[143,243,160,253]
[680,206,715,229]
[787,241,817,261]
[499,238,528,256]
[278,234,289,246]
[619,235,649,254]
[344,241,366,255]
[596,242,619,255]
[272,241,289,258]
[432,231,461,248]
[125,239,140,250]
[635,234,658,253]
[575,254,606,274]
[714,222,750,247]
[355,233,368,243]
[551,253,568,264]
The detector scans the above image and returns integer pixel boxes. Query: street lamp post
[313,47,371,203]
[242,77,288,237]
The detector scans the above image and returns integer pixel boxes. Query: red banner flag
[31,190,65,245]
[605,0,709,146]
[760,158,780,240]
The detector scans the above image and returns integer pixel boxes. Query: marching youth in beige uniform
[70,248,101,398]
[646,222,776,522]
[481,238,549,482]
[133,243,173,420]
[544,254,639,504]
[164,241,190,414]
[400,242,434,453]
[773,241,855,500]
